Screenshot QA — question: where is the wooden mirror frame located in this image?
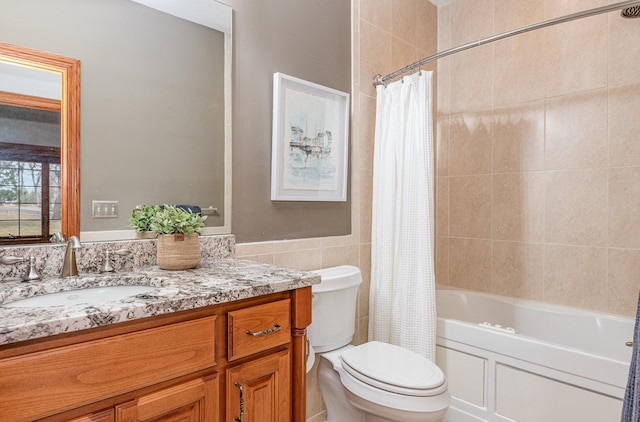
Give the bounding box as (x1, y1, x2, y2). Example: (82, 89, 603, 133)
(0, 42, 80, 240)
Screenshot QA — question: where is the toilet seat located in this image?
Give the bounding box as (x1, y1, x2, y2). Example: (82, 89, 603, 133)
(340, 341, 446, 397)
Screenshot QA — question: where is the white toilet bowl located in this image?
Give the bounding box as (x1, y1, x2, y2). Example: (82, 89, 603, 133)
(308, 266, 450, 422)
(317, 343, 449, 422)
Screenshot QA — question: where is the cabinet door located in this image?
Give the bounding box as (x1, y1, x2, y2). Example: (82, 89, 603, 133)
(66, 409, 114, 422)
(226, 349, 290, 422)
(115, 375, 218, 422)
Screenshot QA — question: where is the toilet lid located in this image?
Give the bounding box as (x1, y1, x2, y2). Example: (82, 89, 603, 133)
(340, 341, 445, 396)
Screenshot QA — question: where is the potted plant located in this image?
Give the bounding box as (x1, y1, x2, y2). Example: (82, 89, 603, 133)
(129, 204, 161, 238)
(149, 205, 207, 270)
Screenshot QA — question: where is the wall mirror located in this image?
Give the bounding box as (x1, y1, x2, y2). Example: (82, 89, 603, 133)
(0, 0, 232, 243)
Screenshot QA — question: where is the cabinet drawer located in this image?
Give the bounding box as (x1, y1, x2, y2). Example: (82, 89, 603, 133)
(0, 316, 216, 421)
(228, 299, 291, 360)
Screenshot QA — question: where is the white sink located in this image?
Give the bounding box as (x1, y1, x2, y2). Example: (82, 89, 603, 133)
(2, 285, 155, 308)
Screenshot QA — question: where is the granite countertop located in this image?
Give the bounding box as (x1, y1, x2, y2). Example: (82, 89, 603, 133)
(0, 258, 320, 346)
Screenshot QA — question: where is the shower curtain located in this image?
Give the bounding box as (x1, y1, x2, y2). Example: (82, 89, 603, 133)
(622, 291, 640, 421)
(369, 70, 436, 361)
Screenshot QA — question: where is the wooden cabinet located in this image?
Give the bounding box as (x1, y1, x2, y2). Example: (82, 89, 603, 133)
(0, 287, 312, 422)
(116, 376, 218, 422)
(66, 410, 114, 422)
(1, 318, 217, 422)
(226, 350, 290, 422)
(66, 377, 218, 422)
(227, 301, 293, 422)
(228, 300, 291, 361)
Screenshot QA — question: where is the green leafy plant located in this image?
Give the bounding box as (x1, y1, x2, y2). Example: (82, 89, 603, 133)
(149, 205, 207, 235)
(128, 204, 161, 232)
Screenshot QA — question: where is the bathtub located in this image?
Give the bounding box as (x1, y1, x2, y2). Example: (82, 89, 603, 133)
(435, 288, 635, 422)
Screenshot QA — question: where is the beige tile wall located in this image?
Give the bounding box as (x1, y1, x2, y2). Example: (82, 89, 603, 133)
(235, 1, 437, 420)
(238, 1, 640, 420)
(437, 0, 640, 316)
(235, 235, 364, 422)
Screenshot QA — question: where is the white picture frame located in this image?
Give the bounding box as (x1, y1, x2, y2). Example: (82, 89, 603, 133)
(271, 72, 350, 201)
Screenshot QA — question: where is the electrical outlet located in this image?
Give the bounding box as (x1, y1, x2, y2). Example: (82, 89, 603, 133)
(92, 200, 119, 218)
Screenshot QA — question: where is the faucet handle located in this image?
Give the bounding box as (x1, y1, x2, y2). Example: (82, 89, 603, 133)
(113, 248, 133, 257)
(101, 248, 133, 273)
(23, 256, 41, 281)
(1, 255, 40, 281)
(1, 255, 28, 265)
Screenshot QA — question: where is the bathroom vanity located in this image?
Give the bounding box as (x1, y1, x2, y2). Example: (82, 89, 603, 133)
(0, 257, 317, 422)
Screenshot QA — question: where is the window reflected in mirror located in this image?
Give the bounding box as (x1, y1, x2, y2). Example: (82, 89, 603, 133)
(0, 42, 81, 243)
(0, 93, 61, 244)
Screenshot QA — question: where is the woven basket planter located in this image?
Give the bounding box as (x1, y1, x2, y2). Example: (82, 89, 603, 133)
(135, 231, 157, 239)
(156, 233, 201, 270)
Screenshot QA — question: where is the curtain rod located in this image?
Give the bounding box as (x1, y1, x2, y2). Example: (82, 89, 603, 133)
(373, 0, 640, 86)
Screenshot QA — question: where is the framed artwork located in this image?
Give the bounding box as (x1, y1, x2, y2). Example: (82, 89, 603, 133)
(271, 72, 350, 201)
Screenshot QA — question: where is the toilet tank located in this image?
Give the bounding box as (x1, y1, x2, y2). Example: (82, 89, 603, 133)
(307, 265, 362, 353)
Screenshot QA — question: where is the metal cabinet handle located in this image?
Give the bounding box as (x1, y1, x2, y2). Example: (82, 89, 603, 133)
(0, 255, 28, 265)
(234, 382, 245, 422)
(246, 323, 281, 337)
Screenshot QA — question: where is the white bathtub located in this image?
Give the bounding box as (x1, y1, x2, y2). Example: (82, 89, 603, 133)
(435, 288, 635, 422)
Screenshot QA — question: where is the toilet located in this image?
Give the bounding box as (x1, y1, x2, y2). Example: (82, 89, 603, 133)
(307, 265, 450, 422)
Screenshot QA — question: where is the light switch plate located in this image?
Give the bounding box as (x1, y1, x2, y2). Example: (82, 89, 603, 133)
(92, 200, 119, 218)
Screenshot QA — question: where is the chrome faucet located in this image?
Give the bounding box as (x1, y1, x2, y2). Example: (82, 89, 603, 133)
(101, 248, 133, 273)
(1, 255, 40, 281)
(61, 236, 82, 277)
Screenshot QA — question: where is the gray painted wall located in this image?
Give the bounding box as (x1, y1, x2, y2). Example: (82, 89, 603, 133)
(228, 0, 352, 243)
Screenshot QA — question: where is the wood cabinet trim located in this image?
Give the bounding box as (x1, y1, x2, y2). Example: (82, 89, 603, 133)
(64, 408, 115, 422)
(291, 286, 312, 328)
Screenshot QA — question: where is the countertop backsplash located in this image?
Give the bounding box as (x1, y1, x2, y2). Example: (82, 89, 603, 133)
(0, 235, 235, 282)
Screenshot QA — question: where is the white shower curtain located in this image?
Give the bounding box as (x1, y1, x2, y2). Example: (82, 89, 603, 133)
(368, 70, 436, 361)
